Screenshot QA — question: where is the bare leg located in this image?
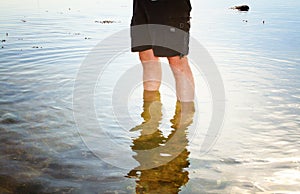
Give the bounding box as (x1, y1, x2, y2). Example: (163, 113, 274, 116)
(139, 49, 162, 91)
(168, 56, 195, 102)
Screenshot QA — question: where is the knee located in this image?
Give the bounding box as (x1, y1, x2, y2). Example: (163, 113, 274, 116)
(168, 56, 188, 72)
(139, 49, 159, 62)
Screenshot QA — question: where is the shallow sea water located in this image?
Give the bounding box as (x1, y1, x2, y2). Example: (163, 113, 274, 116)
(0, 0, 300, 193)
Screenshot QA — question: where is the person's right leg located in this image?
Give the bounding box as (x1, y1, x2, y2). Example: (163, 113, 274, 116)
(167, 55, 195, 102)
(139, 49, 162, 91)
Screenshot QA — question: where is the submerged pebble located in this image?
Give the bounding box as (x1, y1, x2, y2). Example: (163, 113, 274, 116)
(0, 113, 20, 124)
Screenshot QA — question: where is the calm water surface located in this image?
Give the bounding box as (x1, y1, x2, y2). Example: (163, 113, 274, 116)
(0, 0, 300, 193)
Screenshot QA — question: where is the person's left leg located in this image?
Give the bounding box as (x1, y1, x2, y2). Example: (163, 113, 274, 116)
(167, 55, 195, 102)
(139, 49, 162, 91)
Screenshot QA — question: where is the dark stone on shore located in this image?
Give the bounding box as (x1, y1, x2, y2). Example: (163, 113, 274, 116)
(95, 20, 117, 24)
(0, 113, 20, 124)
(231, 5, 250, 11)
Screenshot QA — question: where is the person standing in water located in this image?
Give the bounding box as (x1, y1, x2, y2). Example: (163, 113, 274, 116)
(130, 0, 195, 102)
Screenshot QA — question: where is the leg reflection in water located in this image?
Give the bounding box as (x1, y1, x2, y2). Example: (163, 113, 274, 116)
(127, 90, 195, 194)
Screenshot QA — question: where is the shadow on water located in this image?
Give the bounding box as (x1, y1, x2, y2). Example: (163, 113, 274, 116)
(126, 90, 195, 194)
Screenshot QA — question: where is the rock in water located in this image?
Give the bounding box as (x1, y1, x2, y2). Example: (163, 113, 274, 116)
(231, 5, 250, 11)
(1, 113, 19, 124)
